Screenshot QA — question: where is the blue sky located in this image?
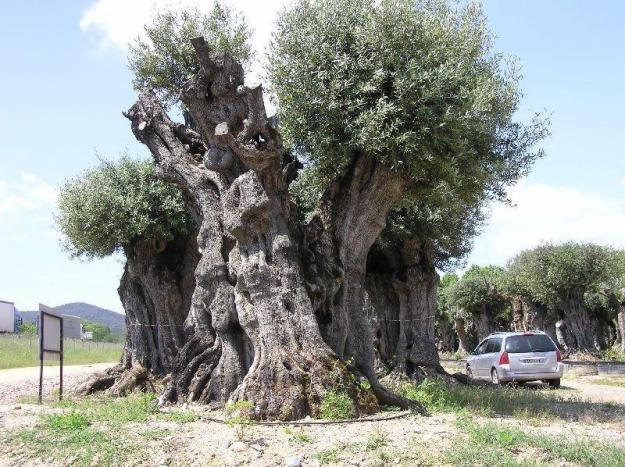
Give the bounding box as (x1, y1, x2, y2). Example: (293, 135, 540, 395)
(0, 0, 624, 314)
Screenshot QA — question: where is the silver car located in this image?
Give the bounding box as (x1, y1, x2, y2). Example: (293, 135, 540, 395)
(466, 331, 564, 387)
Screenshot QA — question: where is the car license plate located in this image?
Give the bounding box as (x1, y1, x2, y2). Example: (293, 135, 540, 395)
(521, 359, 544, 364)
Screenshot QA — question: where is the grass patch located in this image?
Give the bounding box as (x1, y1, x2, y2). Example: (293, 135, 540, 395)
(455, 416, 625, 466)
(4, 393, 161, 465)
(283, 426, 313, 444)
(55, 392, 159, 424)
(0, 335, 122, 370)
(44, 411, 90, 431)
(162, 409, 200, 423)
(140, 427, 171, 440)
(315, 447, 340, 464)
(319, 389, 355, 420)
(588, 376, 625, 388)
(365, 429, 389, 451)
(601, 346, 625, 362)
(400, 377, 625, 422)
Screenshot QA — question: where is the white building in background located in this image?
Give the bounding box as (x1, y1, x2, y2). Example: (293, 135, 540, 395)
(0, 300, 18, 333)
(62, 314, 83, 339)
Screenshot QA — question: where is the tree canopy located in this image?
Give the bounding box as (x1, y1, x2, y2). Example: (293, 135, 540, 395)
(129, 3, 252, 107)
(268, 0, 549, 205)
(56, 156, 193, 259)
(437, 272, 460, 321)
(506, 242, 620, 309)
(449, 265, 508, 317)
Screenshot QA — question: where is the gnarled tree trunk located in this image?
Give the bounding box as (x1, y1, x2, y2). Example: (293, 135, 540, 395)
(120, 234, 199, 374)
(473, 304, 495, 341)
(562, 293, 597, 353)
(362, 238, 443, 378)
(76, 233, 199, 396)
(436, 317, 457, 354)
(454, 317, 474, 354)
(121, 38, 420, 419)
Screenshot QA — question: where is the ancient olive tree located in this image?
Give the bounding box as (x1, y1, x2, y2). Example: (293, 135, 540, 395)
(57, 157, 198, 391)
(81, 0, 547, 419)
(363, 191, 486, 375)
(506, 243, 619, 352)
(448, 265, 509, 345)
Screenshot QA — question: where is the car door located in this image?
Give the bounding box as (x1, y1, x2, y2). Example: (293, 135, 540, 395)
(483, 337, 502, 376)
(471, 339, 490, 378)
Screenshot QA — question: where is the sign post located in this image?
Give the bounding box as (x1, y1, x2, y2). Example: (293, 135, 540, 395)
(38, 304, 63, 403)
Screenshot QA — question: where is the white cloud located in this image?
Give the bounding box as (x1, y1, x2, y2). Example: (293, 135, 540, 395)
(468, 181, 625, 267)
(0, 173, 58, 220)
(80, 0, 289, 60)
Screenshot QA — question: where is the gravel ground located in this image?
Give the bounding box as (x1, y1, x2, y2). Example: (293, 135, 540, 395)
(0, 363, 113, 404)
(1, 365, 625, 466)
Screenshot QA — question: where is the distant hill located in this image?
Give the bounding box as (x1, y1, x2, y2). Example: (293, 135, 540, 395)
(21, 303, 126, 336)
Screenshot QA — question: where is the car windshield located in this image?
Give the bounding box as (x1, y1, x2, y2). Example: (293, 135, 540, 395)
(505, 335, 556, 353)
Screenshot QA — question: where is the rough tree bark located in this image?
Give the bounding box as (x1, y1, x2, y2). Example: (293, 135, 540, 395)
(120, 38, 421, 419)
(119, 235, 199, 374)
(436, 317, 457, 354)
(604, 288, 625, 353)
(75, 233, 199, 395)
(562, 292, 597, 353)
(473, 304, 495, 341)
(362, 240, 442, 376)
(454, 317, 474, 354)
(511, 296, 525, 332)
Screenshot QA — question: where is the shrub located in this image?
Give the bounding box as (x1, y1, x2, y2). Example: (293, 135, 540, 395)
(319, 390, 355, 420)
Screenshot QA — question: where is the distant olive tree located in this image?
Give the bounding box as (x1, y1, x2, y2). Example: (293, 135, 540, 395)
(507, 243, 620, 352)
(449, 265, 509, 341)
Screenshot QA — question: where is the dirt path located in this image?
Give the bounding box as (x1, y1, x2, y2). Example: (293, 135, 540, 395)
(0, 363, 113, 404)
(563, 377, 625, 404)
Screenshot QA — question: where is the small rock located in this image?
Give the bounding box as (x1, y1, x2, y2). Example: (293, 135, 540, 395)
(285, 455, 301, 467)
(223, 440, 232, 449)
(13, 406, 21, 410)
(230, 441, 247, 452)
(394, 458, 400, 464)
(90, 455, 100, 466)
(304, 415, 312, 421)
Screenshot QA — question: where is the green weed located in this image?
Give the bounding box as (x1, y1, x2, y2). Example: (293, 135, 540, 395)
(400, 377, 625, 422)
(319, 390, 354, 420)
(225, 400, 255, 441)
(456, 416, 625, 466)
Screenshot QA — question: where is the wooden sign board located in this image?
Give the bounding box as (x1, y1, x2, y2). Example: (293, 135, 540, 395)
(39, 303, 63, 402)
(40, 304, 62, 360)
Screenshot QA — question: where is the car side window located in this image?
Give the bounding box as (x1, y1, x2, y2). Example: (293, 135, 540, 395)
(475, 340, 489, 355)
(487, 337, 502, 353)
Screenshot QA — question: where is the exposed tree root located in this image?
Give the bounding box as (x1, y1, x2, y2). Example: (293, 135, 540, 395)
(74, 364, 155, 397)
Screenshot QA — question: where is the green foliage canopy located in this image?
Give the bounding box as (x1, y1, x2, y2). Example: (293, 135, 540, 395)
(449, 265, 508, 317)
(129, 3, 253, 107)
(506, 242, 620, 309)
(437, 273, 460, 321)
(56, 156, 193, 259)
(269, 0, 548, 202)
